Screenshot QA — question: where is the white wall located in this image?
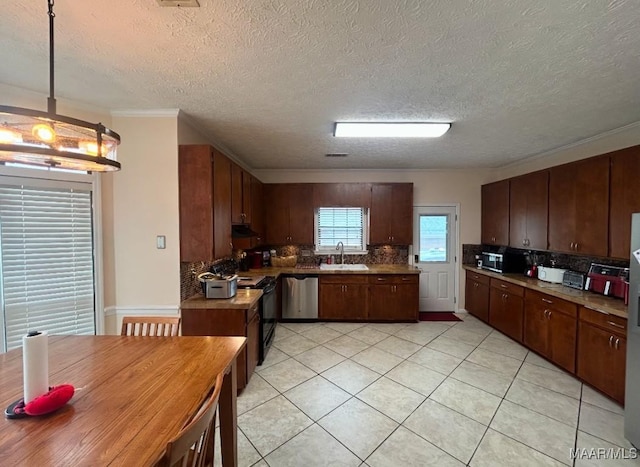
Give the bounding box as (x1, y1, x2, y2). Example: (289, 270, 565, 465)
(178, 114, 211, 144)
(105, 114, 182, 333)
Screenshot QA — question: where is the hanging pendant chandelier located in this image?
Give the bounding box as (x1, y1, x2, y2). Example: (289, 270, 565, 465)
(0, 0, 121, 172)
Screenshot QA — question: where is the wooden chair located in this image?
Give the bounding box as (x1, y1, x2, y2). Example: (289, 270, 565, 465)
(156, 373, 224, 467)
(121, 316, 181, 337)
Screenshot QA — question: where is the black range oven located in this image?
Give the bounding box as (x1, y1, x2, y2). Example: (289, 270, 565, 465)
(237, 275, 277, 365)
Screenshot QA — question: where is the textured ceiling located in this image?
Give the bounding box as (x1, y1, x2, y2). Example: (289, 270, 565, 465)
(1, 0, 639, 169)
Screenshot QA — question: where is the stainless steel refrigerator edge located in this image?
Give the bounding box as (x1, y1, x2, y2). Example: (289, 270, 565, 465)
(625, 213, 640, 446)
(282, 275, 319, 320)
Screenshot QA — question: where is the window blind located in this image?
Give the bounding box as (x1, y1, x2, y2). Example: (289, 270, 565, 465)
(316, 207, 365, 250)
(0, 184, 95, 351)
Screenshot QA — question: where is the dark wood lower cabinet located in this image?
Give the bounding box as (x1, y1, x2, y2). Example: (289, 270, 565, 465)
(319, 276, 368, 320)
(181, 302, 259, 392)
(524, 290, 577, 373)
(368, 275, 419, 321)
(318, 274, 419, 321)
(466, 268, 627, 405)
(577, 306, 627, 404)
(465, 272, 490, 322)
(246, 310, 260, 379)
(489, 279, 524, 342)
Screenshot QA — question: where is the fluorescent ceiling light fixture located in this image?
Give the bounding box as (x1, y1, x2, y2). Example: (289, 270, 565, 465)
(334, 122, 451, 138)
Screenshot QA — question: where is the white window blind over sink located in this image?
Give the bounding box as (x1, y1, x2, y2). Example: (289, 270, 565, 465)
(0, 183, 95, 351)
(316, 207, 367, 251)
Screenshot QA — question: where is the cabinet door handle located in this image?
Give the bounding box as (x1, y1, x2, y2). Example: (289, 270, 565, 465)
(544, 310, 548, 318)
(615, 338, 620, 350)
(547, 311, 552, 319)
(522, 239, 526, 246)
(377, 277, 386, 281)
(575, 243, 579, 251)
(393, 285, 397, 293)
(607, 321, 625, 330)
(570, 242, 574, 250)
(402, 277, 410, 281)
(474, 283, 479, 288)
(609, 335, 614, 348)
(542, 298, 553, 304)
(500, 284, 508, 289)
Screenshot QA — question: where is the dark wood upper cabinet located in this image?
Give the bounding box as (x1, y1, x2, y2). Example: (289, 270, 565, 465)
(288, 184, 314, 244)
(369, 183, 413, 245)
(548, 156, 609, 256)
(509, 171, 548, 250)
(609, 146, 640, 259)
(178, 145, 232, 262)
(231, 163, 252, 225)
(233, 174, 265, 250)
(313, 183, 371, 208)
(264, 184, 313, 245)
(481, 180, 510, 246)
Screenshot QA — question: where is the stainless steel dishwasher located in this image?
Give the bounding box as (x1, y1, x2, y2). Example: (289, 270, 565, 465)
(282, 275, 318, 320)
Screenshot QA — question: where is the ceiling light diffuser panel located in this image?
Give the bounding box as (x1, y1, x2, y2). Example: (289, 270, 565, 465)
(334, 122, 451, 138)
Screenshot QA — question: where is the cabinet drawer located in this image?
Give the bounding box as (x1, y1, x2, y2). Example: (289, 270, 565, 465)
(466, 271, 490, 286)
(320, 274, 368, 285)
(490, 278, 524, 297)
(524, 289, 577, 318)
(579, 306, 627, 336)
(368, 274, 418, 285)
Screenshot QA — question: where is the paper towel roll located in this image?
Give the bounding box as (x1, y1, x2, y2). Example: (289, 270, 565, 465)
(23, 331, 49, 404)
(408, 245, 414, 266)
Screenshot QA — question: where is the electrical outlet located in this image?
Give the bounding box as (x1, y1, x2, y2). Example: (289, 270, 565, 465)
(156, 235, 166, 249)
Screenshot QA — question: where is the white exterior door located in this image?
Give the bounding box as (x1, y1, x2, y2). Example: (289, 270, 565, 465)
(413, 206, 457, 312)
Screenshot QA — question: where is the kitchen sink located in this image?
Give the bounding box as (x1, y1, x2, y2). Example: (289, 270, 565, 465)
(319, 264, 369, 271)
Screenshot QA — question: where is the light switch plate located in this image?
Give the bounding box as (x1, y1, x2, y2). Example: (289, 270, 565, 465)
(156, 235, 166, 249)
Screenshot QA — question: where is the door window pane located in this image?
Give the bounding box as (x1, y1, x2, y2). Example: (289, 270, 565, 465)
(419, 214, 448, 262)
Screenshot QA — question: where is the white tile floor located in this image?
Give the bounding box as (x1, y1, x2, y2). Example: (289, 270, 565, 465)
(215, 314, 639, 466)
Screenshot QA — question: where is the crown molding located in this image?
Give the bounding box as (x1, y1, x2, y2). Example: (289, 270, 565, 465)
(110, 109, 180, 117)
(501, 120, 640, 170)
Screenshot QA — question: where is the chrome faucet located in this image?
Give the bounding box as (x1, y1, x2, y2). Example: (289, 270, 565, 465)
(336, 241, 345, 264)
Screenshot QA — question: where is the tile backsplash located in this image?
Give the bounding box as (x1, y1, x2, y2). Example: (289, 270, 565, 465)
(277, 245, 408, 266)
(462, 243, 630, 274)
(180, 260, 216, 301)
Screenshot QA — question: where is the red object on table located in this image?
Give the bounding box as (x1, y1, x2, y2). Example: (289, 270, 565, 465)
(24, 384, 75, 416)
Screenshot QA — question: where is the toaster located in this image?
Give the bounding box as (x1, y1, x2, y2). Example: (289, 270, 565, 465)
(562, 270, 586, 290)
(198, 273, 238, 299)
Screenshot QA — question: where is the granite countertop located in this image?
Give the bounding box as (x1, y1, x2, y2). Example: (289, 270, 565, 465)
(238, 264, 421, 277)
(463, 265, 628, 319)
(181, 289, 263, 310)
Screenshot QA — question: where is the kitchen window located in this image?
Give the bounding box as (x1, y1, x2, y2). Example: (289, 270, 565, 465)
(0, 174, 97, 352)
(315, 207, 368, 254)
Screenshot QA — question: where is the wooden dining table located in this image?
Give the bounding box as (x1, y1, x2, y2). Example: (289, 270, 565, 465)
(0, 335, 246, 466)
